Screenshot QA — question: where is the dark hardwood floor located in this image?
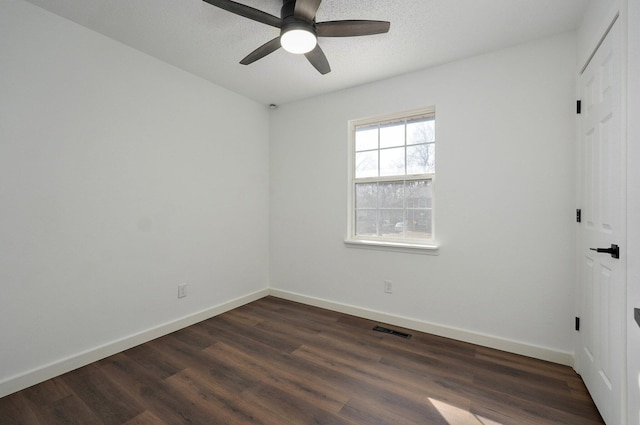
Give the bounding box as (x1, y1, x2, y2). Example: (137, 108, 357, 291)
(1, 296, 605, 425)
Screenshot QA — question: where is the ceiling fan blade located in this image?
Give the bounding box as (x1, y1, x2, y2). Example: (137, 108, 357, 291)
(202, 0, 281, 28)
(240, 37, 281, 65)
(294, 0, 322, 22)
(305, 44, 331, 75)
(316, 20, 390, 37)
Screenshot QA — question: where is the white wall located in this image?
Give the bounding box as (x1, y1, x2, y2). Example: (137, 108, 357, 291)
(270, 33, 578, 359)
(0, 0, 269, 396)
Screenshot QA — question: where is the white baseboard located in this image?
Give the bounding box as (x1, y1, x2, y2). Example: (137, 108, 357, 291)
(0, 288, 269, 399)
(268, 288, 575, 367)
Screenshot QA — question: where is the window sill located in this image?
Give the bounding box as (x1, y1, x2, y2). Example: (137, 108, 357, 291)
(344, 238, 440, 255)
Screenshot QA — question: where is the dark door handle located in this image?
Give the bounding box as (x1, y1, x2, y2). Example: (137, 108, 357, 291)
(590, 244, 619, 259)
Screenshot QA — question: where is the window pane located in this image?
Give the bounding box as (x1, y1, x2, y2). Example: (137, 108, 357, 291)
(405, 209, 432, 238)
(405, 180, 432, 208)
(379, 123, 405, 149)
(355, 151, 378, 178)
(355, 127, 378, 151)
(355, 183, 377, 209)
(379, 147, 405, 177)
(407, 118, 435, 145)
(379, 182, 404, 208)
(380, 209, 404, 236)
(407, 143, 435, 174)
(355, 210, 377, 236)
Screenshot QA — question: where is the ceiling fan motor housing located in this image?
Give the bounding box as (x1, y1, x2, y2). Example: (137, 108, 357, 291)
(281, 0, 297, 20)
(281, 0, 315, 26)
(281, 18, 316, 36)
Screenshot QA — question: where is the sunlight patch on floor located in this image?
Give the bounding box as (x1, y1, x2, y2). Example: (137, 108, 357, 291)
(429, 398, 502, 425)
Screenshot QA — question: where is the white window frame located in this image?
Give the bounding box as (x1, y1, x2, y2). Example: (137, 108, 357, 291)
(345, 107, 439, 254)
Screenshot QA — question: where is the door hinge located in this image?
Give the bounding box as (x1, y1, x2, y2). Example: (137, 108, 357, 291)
(577, 100, 582, 114)
(575, 317, 580, 331)
(576, 209, 581, 223)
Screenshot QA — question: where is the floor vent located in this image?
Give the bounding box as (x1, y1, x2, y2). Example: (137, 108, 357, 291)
(372, 325, 412, 339)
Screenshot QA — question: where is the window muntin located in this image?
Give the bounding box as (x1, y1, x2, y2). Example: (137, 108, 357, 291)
(350, 109, 435, 245)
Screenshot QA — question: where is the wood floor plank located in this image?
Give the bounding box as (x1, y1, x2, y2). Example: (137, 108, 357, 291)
(440, 372, 603, 425)
(121, 411, 170, 425)
(38, 394, 105, 425)
(20, 377, 72, 407)
(0, 392, 43, 425)
(472, 366, 597, 419)
(427, 397, 494, 425)
(210, 313, 304, 353)
(100, 353, 219, 425)
(290, 342, 476, 421)
(0, 296, 605, 425)
(203, 323, 371, 402)
(341, 393, 450, 425)
(118, 342, 183, 380)
(205, 341, 351, 414)
(241, 382, 358, 425)
(475, 346, 576, 379)
(164, 369, 279, 425)
(61, 363, 144, 425)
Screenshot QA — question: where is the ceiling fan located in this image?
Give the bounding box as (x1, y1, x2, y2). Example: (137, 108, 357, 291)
(202, 0, 390, 75)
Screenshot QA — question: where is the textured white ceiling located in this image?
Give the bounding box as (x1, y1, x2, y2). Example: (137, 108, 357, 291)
(23, 0, 589, 105)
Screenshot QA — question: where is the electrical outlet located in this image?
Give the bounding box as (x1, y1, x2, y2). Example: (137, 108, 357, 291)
(384, 280, 393, 294)
(178, 283, 187, 298)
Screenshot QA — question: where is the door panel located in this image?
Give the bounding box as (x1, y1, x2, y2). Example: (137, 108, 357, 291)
(576, 18, 626, 425)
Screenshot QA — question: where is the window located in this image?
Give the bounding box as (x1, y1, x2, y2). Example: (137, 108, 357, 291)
(347, 108, 436, 250)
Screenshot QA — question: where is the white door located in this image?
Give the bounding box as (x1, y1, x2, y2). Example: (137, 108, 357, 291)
(576, 18, 626, 425)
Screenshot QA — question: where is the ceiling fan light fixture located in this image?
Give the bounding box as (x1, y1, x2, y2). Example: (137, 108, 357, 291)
(202, 0, 390, 75)
(280, 26, 317, 54)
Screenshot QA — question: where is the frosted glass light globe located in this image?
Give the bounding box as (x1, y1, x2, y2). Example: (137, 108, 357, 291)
(281, 28, 317, 54)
